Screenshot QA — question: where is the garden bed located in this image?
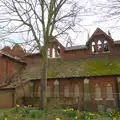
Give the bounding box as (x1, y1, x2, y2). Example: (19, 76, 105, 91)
(0, 105, 120, 120)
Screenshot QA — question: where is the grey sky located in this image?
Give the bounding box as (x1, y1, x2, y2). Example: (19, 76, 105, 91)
(0, 0, 120, 48)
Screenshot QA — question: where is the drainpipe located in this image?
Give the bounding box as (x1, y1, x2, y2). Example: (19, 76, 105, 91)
(116, 76, 120, 108)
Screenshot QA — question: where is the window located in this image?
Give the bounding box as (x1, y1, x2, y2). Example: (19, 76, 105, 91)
(92, 42, 96, 53)
(54, 80, 59, 97)
(57, 46, 60, 56)
(97, 40, 102, 52)
(74, 84, 79, 103)
(64, 86, 69, 97)
(104, 40, 109, 52)
(47, 85, 51, 97)
(106, 83, 114, 100)
(74, 84, 79, 97)
(52, 48, 55, 58)
(95, 84, 102, 100)
(38, 86, 41, 97)
(48, 48, 50, 58)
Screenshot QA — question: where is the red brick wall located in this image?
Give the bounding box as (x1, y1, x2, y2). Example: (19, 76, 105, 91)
(89, 76, 117, 104)
(33, 76, 117, 103)
(0, 56, 25, 84)
(63, 36, 120, 59)
(33, 78, 84, 98)
(25, 55, 41, 64)
(63, 49, 89, 59)
(2, 45, 25, 57)
(113, 44, 120, 54)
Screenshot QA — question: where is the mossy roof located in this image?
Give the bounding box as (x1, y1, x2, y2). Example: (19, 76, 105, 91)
(21, 55, 120, 80)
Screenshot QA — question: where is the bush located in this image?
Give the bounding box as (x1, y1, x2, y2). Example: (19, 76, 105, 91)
(23, 106, 31, 114)
(30, 109, 43, 118)
(10, 104, 20, 113)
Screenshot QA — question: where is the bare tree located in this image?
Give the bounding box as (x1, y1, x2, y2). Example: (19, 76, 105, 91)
(0, 0, 87, 109)
(90, 0, 120, 30)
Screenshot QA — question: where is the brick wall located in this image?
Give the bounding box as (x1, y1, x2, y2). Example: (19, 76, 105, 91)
(0, 56, 25, 84)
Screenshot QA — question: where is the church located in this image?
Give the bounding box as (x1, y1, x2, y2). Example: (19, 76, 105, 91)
(0, 28, 120, 111)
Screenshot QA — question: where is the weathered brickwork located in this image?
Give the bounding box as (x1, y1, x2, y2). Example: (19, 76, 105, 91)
(0, 28, 120, 108)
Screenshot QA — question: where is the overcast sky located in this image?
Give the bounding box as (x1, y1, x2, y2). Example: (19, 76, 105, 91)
(75, 0, 120, 45)
(0, 0, 120, 48)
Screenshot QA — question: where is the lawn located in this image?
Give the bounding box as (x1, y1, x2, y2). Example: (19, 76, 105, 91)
(0, 105, 120, 120)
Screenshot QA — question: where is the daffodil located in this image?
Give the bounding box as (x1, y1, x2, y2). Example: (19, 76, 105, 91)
(75, 116, 78, 119)
(113, 117, 117, 120)
(24, 106, 27, 108)
(16, 104, 20, 107)
(4, 118, 8, 120)
(56, 118, 60, 120)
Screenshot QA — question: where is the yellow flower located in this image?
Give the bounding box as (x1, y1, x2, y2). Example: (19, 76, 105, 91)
(56, 118, 60, 120)
(64, 109, 66, 112)
(4, 118, 8, 120)
(16, 104, 20, 107)
(24, 106, 27, 108)
(113, 117, 117, 120)
(28, 105, 32, 107)
(75, 116, 78, 119)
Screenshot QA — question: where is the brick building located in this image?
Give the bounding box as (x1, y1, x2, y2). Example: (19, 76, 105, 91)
(0, 28, 120, 111)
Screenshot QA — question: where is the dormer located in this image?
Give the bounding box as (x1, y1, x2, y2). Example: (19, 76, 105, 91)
(86, 28, 114, 55)
(47, 37, 64, 58)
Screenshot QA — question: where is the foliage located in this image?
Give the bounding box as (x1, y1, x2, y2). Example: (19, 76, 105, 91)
(61, 108, 77, 118)
(10, 104, 20, 113)
(1, 105, 120, 120)
(30, 109, 43, 118)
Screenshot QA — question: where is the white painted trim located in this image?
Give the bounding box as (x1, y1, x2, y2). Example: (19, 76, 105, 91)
(95, 98, 103, 100)
(117, 77, 120, 82)
(106, 98, 114, 100)
(84, 79, 89, 84)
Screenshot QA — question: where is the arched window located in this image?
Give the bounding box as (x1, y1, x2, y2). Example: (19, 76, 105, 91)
(29, 82, 34, 97)
(57, 46, 60, 56)
(92, 42, 96, 53)
(38, 86, 41, 97)
(98, 40, 102, 52)
(74, 84, 79, 97)
(64, 86, 69, 97)
(104, 40, 109, 52)
(106, 83, 114, 100)
(52, 48, 55, 58)
(48, 48, 50, 58)
(54, 80, 59, 97)
(95, 84, 102, 100)
(47, 85, 51, 97)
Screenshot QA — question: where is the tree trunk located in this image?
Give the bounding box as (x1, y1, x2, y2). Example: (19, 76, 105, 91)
(40, 49, 48, 109)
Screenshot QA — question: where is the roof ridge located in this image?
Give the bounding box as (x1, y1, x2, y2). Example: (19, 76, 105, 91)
(0, 51, 25, 64)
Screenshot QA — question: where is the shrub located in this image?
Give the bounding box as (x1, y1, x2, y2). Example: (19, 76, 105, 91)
(10, 104, 20, 113)
(23, 106, 31, 114)
(30, 109, 43, 118)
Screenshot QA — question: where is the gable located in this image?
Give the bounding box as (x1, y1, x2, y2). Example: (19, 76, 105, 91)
(86, 28, 113, 45)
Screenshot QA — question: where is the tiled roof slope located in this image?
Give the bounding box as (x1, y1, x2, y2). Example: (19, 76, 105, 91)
(21, 55, 120, 80)
(0, 51, 25, 64)
(65, 45, 86, 51)
(114, 40, 120, 44)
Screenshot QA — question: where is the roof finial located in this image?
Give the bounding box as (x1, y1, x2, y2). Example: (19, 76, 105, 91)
(87, 33, 90, 40)
(108, 30, 111, 37)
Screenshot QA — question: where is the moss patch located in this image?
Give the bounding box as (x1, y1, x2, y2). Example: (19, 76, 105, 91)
(21, 55, 120, 79)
